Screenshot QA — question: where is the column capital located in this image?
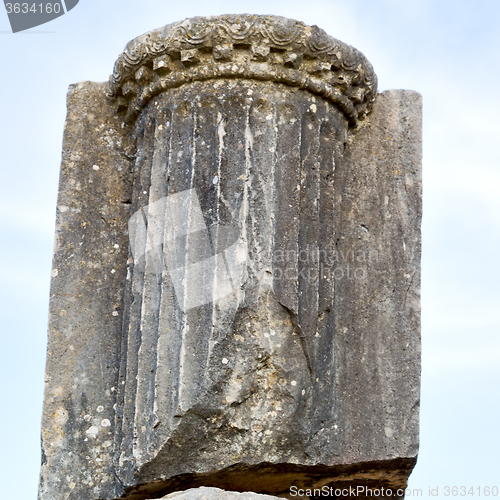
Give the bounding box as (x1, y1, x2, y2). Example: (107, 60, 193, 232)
(109, 14, 377, 125)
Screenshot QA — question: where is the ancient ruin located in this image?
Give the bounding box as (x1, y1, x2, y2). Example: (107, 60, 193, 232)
(39, 14, 422, 500)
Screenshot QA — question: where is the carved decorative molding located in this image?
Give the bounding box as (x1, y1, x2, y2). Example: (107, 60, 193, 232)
(108, 14, 377, 125)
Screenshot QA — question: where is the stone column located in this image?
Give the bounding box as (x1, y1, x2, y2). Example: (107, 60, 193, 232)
(39, 15, 421, 500)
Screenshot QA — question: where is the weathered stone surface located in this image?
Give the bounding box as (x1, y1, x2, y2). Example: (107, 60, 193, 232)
(332, 89, 422, 469)
(39, 15, 421, 500)
(151, 487, 281, 499)
(38, 81, 134, 500)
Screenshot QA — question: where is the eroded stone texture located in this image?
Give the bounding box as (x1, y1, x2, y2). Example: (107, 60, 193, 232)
(116, 79, 350, 494)
(39, 15, 421, 500)
(38, 81, 134, 500)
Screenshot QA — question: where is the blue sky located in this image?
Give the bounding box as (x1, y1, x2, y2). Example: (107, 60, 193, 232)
(0, 0, 499, 498)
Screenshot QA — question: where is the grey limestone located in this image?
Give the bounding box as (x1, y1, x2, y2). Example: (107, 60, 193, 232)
(39, 14, 421, 500)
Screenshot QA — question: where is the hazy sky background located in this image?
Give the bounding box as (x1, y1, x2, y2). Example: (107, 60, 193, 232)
(1, 0, 499, 498)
